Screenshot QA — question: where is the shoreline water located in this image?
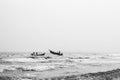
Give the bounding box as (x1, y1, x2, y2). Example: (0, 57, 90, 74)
(1, 68, 120, 80)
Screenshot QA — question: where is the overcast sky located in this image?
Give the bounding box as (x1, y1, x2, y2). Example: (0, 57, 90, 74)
(0, 0, 120, 52)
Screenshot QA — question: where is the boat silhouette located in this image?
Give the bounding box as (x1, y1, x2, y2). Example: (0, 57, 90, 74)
(48, 49, 63, 56)
(31, 52, 45, 56)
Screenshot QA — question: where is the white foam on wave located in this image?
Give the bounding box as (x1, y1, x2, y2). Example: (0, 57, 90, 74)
(0, 64, 56, 72)
(106, 53, 120, 57)
(20, 65, 56, 71)
(2, 58, 46, 62)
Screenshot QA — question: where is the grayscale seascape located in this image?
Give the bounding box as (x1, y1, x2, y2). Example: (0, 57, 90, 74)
(1, 0, 120, 80)
(1, 52, 120, 80)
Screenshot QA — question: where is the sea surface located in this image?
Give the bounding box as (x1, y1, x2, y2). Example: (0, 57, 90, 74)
(0, 52, 120, 79)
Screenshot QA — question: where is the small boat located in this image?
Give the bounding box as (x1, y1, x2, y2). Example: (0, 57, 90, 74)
(31, 52, 45, 56)
(49, 49, 63, 56)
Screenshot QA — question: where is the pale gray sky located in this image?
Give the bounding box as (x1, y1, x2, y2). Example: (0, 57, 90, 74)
(0, 0, 120, 52)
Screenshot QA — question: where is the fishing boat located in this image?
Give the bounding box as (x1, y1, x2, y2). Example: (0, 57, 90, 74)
(31, 52, 45, 56)
(49, 49, 63, 56)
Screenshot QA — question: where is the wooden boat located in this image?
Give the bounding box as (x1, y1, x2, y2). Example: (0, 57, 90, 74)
(49, 49, 63, 56)
(31, 52, 45, 56)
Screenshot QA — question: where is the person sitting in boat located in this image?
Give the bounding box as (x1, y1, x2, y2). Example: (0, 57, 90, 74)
(31, 52, 45, 56)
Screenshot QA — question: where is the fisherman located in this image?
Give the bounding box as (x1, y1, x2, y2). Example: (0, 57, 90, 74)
(36, 52, 38, 56)
(58, 51, 60, 54)
(31, 52, 35, 56)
